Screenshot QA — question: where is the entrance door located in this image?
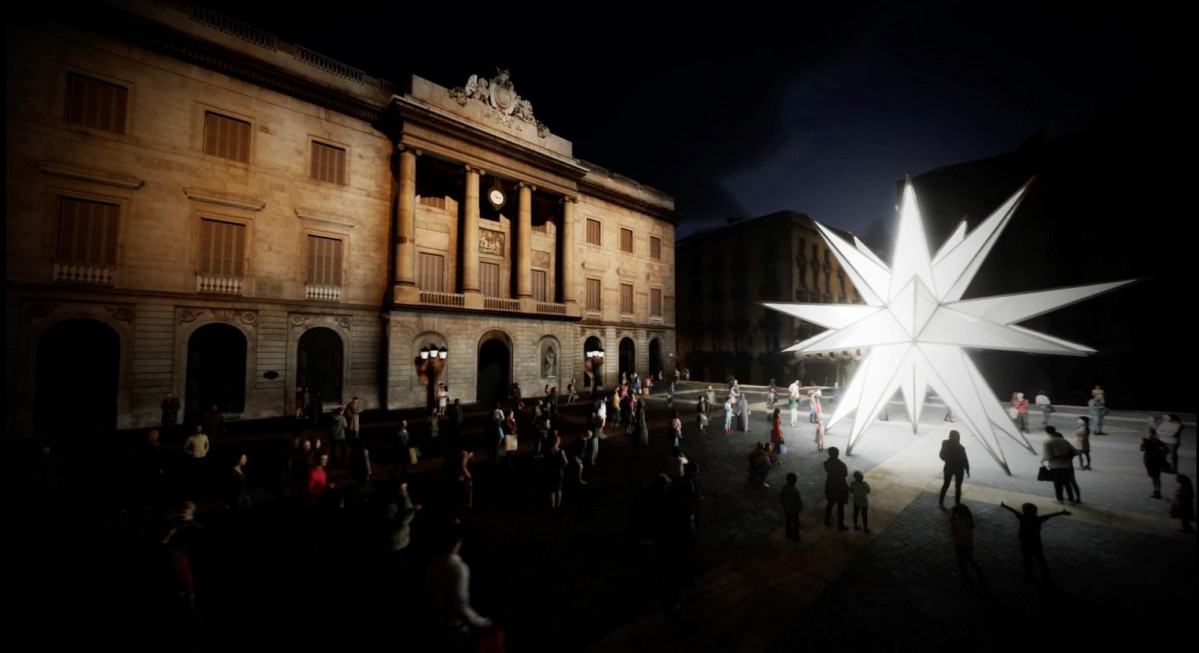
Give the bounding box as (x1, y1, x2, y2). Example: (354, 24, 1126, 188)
(477, 336, 511, 403)
(297, 327, 343, 404)
(186, 323, 246, 417)
(34, 319, 120, 434)
(619, 337, 635, 382)
(649, 338, 662, 379)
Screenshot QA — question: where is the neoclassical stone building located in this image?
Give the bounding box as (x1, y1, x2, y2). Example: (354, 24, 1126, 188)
(675, 211, 860, 387)
(5, 0, 676, 435)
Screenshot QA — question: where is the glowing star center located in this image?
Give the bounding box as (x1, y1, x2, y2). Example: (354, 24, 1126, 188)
(764, 178, 1133, 474)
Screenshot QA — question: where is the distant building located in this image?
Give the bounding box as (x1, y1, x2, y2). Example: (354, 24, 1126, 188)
(675, 211, 861, 387)
(5, 0, 676, 435)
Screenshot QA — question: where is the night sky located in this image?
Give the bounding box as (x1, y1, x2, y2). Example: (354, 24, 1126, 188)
(190, 2, 1174, 244)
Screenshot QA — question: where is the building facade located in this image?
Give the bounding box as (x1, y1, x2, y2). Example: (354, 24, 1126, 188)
(5, 0, 676, 436)
(675, 211, 859, 387)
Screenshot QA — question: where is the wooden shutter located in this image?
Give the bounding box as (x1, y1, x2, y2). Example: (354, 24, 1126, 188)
(586, 278, 601, 311)
(310, 141, 347, 184)
(418, 252, 445, 292)
(204, 112, 252, 162)
(621, 284, 633, 314)
(532, 269, 548, 302)
(57, 197, 119, 265)
(66, 74, 128, 134)
(200, 219, 246, 276)
(307, 236, 343, 285)
(480, 262, 501, 297)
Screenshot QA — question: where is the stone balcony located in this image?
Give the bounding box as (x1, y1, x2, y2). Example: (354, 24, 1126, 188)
(53, 262, 115, 286)
(197, 274, 243, 295)
(305, 284, 341, 301)
(402, 286, 579, 319)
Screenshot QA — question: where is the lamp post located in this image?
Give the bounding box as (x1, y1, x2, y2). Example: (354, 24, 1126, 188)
(586, 347, 605, 397)
(419, 345, 448, 415)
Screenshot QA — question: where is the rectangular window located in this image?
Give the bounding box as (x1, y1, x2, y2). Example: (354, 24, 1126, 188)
(621, 283, 634, 314)
(199, 219, 246, 277)
(586, 219, 601, 246)
(307, 235, 343, 286)
(650, 236, 662, 260)
(532, 269, 548, 302)
(57, 197, 119, 265)
(204, 111, 252, 162)
(417, 252, 445, 292)
(480, 262, 501, 297)
(586, 278, 602, 311)
(620, 228, 633, 253)
(310, 141, 347, 185)
(66, 73, 128, 134)
(651, 288, 663, 317)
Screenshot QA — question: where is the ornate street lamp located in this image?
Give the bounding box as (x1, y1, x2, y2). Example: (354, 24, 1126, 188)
(417, 344, 449, 414)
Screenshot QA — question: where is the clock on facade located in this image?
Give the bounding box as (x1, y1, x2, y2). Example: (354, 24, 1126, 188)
(488, 185, 506, 210)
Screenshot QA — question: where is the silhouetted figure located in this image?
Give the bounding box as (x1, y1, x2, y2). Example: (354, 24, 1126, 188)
(1173, 475, 1195, 534)
(426, 532, 492, 648)
(1074, 416, 1092, 471)
(384, 482, 420, 576)
(392, 420, 412, 479)
(938, 430, 971, 509)
(229, 453, 250, 522)
(160, 392, 181, 439)
(1001, 501, 1070, 584)
(201, 404, 225, 440)
(823, 447, 849, 530)
(1142, 428, 1170, 499)
(329, 405, 348, 467)
(850, 470, 871, 532)
(781, 472, 804, 542)
(546, 433, 567, 513)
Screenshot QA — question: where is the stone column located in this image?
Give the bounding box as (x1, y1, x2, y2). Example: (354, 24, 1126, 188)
(393, 145, 420, 303)
(559, 196, 577, 305)
(462, 166, 484, 295)
(516, 181, 535, 299)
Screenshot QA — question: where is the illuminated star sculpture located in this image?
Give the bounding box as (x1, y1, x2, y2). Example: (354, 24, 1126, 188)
(765, 179, 1132, 474)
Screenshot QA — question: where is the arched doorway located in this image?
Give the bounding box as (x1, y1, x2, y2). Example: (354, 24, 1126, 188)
(34, 319, 120, 434)
(619, 337, 636, 383)
(583, 335, 603, 388)
(298, 327, 343, 405)
(649, 338, 662, 379)
(477, 333, 511, 403)
(186, 323, 247, 418)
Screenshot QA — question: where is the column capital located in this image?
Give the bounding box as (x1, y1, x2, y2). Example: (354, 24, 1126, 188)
(396, 143, 423, 156)
(464, 164, 486, 176)
(517, 181, 537, 192)
(560, 195, 578, 204)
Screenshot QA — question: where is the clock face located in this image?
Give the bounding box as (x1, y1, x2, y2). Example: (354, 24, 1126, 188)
(489, 189, 505, 206)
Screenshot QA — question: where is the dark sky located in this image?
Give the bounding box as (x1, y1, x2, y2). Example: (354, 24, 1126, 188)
(194, 2, 1167, 242)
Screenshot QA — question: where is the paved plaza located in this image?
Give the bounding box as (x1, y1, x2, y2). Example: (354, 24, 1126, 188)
(7, 383, 1194, 651)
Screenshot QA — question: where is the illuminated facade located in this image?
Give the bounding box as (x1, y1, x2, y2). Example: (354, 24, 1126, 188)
(5, 0, 676, 435)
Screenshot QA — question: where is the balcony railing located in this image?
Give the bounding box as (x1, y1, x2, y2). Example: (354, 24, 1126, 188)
(53, 262, 115, 286)
(419, 291, 465, 307)
(535, 302, 567, 315)
(484, 297, 520, 311)
(306, 284, 341, 301)
(197, 274, 243, 295)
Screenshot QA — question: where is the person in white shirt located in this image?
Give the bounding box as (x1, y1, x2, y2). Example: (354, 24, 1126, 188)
(1034, 390, 1053, 427)
(788, 380, 801, 427)
(427, 533, 491, 643)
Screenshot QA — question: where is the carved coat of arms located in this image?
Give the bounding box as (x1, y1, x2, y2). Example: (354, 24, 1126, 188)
(452, 69, 547, 137)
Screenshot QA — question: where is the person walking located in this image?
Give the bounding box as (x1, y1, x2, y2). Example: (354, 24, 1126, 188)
(345, 396, 362, 440)
(426, 532, 492, 647)
(547, 433, 568, 513)
(1000, 501, 1070, 585)
(669, 410, 683, 448)
(1034, 390, 1053, 428)
(329, 405, 348, 467)
(769, 409, 784, 454)
(1012, 392, 1030, 433)
(723, 395, 734, 436)
(808, 390, 823, 424)
(938, 430, 970, 508)
(814, 419, 825, 453)
(1157, 414, 1183, 474)
(160, 392, 181, 439)
(1041, 426, 1080, 504)
(567, 379, 578, 405)
(823, 447, 849, 530)
(696, 395, 709, 434)
(636, 401, 650, 448)
(1088, 393, 1106, 435)
(1173, 475, 1195, 534)
(1141, 427, 1170, 499)
(1073, 416, 1092, 471)
(849, 470, 871, 532)
(781, 472, 804, 542)
(705, 385, 716, 420)
(788, 380, 800, 427)
(183, 425, 210, 491)
(229, 453, 250, 520)
(392, 420, 411, 479)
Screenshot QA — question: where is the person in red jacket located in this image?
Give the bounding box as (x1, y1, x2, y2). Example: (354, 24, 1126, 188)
(306, 453, 332, 505)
